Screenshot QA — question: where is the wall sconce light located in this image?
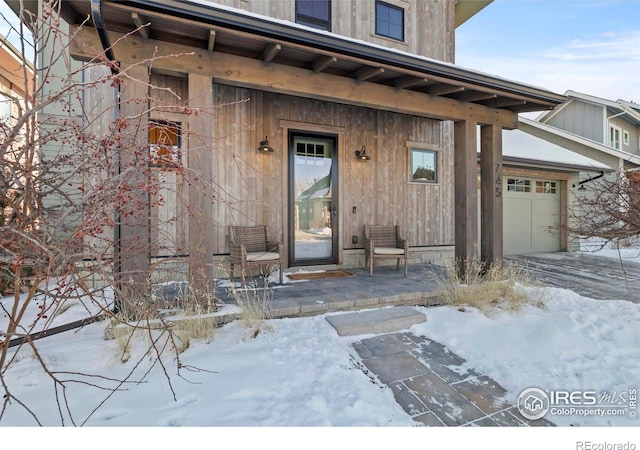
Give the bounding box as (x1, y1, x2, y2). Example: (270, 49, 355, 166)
(257, 135, 274, 153)
(355, 145, 371, 160)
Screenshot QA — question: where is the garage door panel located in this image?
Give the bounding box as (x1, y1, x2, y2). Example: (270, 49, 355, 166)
(506, 197, 533, 215)
(504, 232, 533, 254)
(503, 177, 561, 254)
(505, 215, 532, 233)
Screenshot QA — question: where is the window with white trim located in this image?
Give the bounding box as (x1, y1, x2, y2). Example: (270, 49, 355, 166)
(0, 94, 11, 122)
(609, 125, 621, 150)
(623, 130, 629, 146)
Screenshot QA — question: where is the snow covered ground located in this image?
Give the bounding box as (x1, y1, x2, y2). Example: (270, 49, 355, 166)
(580, 236, 640, 262)
(2, 241, 640, 447)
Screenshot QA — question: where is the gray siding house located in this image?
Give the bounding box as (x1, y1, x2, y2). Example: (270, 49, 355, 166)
(537, 91, 640, 171)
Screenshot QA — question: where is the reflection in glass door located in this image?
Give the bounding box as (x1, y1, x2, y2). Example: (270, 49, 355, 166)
(289, 132, 338, 265)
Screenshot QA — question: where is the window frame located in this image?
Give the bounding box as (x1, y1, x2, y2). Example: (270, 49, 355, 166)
(409, 147, 439, 184)
(375, 0, 405, 42)
(295, 0, 332, 31)
(535, 180, 557, 194)
(0, 94, 12, 122)
(623, 130, 630, 146)
(506, 178, 531, 193)
(609, 124, 621, 150)
(149, 119, 182, 169)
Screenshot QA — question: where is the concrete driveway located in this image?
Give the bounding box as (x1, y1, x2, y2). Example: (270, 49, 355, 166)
(507, 252, 640, 303)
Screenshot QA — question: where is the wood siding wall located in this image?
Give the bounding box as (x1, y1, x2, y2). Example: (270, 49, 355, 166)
(148, 80, 455, 258)
(209, 0, 455, 61)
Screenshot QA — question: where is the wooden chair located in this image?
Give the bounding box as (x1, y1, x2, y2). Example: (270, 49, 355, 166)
(229, 225, 284, 287)
(364, 225, 409, 277)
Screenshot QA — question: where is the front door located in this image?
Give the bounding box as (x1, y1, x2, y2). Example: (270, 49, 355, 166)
(289, 131, 338, 266)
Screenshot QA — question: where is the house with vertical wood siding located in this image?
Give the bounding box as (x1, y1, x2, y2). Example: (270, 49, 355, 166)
(9, 0, 566, 288)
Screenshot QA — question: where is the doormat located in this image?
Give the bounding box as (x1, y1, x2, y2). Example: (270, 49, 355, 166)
(287, 270, 355, 281)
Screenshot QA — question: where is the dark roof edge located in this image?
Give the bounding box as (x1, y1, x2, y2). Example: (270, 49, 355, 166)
(123, 0, 565, 105)
(500, 156, 613, 173)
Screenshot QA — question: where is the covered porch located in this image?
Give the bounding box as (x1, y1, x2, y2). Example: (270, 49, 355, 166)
(60, 0, 566, 291)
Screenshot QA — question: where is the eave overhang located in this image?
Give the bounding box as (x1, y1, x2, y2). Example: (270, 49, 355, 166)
(16, 0, 565, 119)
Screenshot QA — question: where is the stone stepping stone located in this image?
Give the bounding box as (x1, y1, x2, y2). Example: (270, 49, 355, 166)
(326, 306, 426, 336)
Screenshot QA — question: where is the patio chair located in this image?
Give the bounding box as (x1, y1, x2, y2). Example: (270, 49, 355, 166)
(229, 225, 284, 287)
(364, 225, 409, 277)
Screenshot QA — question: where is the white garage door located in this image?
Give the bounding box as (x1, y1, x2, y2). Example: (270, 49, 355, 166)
(503, 177, 561, 254)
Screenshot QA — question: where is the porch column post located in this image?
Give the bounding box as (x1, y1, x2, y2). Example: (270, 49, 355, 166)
(480, 124, 504, 269)
(188, 73, 216, 299)
(116, 63, 150, 305)
(454, 120, 478, 276)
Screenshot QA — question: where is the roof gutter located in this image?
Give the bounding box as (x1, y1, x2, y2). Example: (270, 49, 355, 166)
(91, 0, 119, 74)
(91, 0, 122, 313)
(120, 0, 565, 105)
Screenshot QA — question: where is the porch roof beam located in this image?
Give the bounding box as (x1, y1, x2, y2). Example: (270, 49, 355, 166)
(115, 0, 563, 105)
(393, 76, 430, 90)
(130, 12, 149, 40)
(427, 84, 465, 96)
(261, 43, 281, 63)
(69, 26, 519, 128)
(207, 29, 216, 52)
(312, 55, 337, 73)
(354, 66, 385, 82)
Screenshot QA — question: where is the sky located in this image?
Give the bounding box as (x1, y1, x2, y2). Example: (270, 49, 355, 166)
(1, 238, 639, 447)
(456, 0, 640, 103)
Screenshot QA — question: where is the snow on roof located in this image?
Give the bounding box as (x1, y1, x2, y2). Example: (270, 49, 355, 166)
(479, 128, 611, 171)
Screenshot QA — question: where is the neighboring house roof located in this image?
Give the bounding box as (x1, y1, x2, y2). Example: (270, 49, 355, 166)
(538, 90, 640, 127)
(477, 123, 611, 173)
(0, 34, 34, 93)
(520, 117, 640, 166)
(297, 173, 332, 202)
(501, 128, 611, 172)
(11, 0, 564, 115)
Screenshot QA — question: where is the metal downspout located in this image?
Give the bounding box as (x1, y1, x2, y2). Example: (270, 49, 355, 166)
(90, 0, 118, 74)
(91, 0, 122, 312)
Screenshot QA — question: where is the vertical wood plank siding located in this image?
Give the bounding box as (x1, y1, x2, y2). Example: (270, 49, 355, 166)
(155, 84, 455, 255)
(141, 0, 458, 258)
(209, 0, 454, 61)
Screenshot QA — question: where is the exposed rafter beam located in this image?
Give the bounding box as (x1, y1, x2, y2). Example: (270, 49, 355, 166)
(207, 29, 216, 52)
(393, 76, 429, 90)
(455, 91, 498, 102)
(131, 12, 149, 40)
(354, 66, 384, 82)
(69, 25, 520, 128)
(312, 55, 337, 73)
(261, 43, 281, 63)
(482, 98, 528, 108)
(427, 84, 465, 96)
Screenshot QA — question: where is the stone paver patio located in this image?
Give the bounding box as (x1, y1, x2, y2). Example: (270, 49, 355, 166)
(353, 330, 553, 426)
(158, 252, 639, 426)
